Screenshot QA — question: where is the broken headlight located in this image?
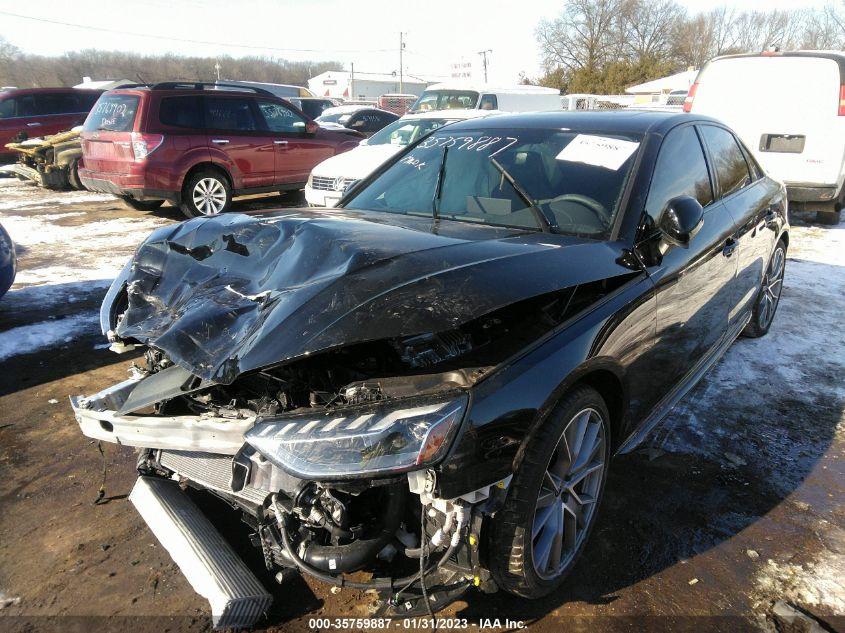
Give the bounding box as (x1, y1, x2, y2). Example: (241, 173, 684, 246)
(243, 394, 468, 478)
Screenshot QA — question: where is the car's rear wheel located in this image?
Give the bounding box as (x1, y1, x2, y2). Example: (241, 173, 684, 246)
(743, 240, 786, 338)
(490, 385, 610, 598)
(119, 196, 165, 211)
(67, 158, 83, 191)
(181, 170, 231, 218)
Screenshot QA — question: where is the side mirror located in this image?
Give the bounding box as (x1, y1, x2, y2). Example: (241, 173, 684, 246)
(305, 120, 319, 134)
(658, 195, 704, 251)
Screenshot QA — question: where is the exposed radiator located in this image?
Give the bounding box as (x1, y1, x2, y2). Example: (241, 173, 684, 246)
(158, 450, 269, 505)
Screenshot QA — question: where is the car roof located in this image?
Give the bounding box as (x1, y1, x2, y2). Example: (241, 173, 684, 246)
(425, 82, 560, 95)
(398, 108, 502, 121)
(0, 87, 99, 97)
(443, 110, 722, 135)
(319, 104, 394, 116)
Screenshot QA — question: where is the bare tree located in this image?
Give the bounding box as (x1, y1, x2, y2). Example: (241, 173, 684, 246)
(623, 0, 685, 64)
(536, 0, 628, 73)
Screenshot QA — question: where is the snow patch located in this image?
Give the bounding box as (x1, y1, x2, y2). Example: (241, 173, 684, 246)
(754, 551, 845, 613)
(0, 312, 98, 361)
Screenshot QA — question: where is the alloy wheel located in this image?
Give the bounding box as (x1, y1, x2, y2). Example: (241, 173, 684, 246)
(758, 246, 785, 330)
(531, 407, 606, 579)
(192, 177, 227, 215)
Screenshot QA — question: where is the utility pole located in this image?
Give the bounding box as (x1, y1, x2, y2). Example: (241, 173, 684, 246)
(399, 32, 405, 93)
(214, 60, 222, 81)
(350, 62, 354, 101)
(477, 49, 492, 83)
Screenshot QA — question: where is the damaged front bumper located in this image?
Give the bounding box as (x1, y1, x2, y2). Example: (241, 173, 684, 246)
(70, 377, 255, 454)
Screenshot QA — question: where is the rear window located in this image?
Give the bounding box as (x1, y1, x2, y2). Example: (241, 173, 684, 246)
(36, 93, 80, 115)
(83, 94, 140, 132)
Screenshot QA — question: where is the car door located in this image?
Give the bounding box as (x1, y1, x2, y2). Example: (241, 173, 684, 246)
(698, 124, 777, 327)
(204, 95, 275, 189)
(0, 94, 38, 150)
(635, 123, 739, 396)
(255, 99, 336, 185)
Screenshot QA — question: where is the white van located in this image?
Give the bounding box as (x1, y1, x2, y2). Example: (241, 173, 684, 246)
(408, 83, 560, 114)
(687, 51, 845, 224)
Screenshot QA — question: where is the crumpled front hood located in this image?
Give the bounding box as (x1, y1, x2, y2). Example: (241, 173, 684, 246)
(106, 209, 630, 383)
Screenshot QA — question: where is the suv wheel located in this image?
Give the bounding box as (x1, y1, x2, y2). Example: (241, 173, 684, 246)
(119, 196, 165, 211)
(490, 385, 610, 598)
(181, 170, 231, 218)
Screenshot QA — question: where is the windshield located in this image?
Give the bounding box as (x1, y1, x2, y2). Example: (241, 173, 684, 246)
(367, 117, 452, 146)
(83, 93, 139, 132)
(409, 90, 479, 113)
(344, 128, 641, 237)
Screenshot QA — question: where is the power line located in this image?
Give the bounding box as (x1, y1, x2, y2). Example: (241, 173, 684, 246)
(0, 10, 396, 55)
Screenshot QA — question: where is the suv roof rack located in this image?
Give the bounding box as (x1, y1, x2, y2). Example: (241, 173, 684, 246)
(149, 82, 277, 97)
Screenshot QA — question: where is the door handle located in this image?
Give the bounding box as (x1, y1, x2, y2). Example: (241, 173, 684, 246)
(27, 122, 41, 127)
(722, 238, 738, 257)
(273, 140, 288, 145)
(211, 139, 230, 144)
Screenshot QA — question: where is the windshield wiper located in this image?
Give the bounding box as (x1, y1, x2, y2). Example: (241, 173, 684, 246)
(432, 144, 448, 220)
(489, 157, 554, 233)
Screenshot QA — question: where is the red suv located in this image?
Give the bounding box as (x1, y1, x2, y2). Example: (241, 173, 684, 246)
(0, 88, 102, 163)
(78, 83, 364, 217)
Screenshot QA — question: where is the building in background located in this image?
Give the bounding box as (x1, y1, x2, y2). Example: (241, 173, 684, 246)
(308, 71, 432, 102)
(625, 68, 697, 104)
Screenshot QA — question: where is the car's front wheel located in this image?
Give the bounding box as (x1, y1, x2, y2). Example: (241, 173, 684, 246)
(490, 385, 610, 598)
(180, 170, 231, 218)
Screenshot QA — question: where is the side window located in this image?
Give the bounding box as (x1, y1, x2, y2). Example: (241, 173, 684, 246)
(204, 97, 259, 131)
(15, 96, 37, 117)
(35, 93, 80, 115)
(0, 98, 14, 118)
(698, 125, 752, 197)
(645, 125, 714, 227)
(78, 91, 103, 111)
(159, 96, 203, 129)
(257, 100, 306, 133)
(479, 94, 498, 110)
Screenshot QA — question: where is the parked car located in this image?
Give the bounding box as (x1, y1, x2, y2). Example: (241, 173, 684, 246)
(315, 105, 399, 137)
(2, 127, 85, 190)
(214, 80, 314, 99)
(305, 109, 498, 207)
(73, 111, 788, 626)
(284, 97, 337, 120)
(0, 87, 102, 164)
(0, 222, 16, 299)
(409, 82, 561, 113)
(686, 50, 845, 224)
(78, 82, 364, 218)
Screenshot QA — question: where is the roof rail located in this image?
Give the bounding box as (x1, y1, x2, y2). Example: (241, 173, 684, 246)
(150, 81, 276, 97)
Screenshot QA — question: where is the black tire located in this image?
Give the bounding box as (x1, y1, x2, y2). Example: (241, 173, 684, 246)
(180, 169, 232, 219)
(743, 240, 786, 338)
(490, 385, 611, 599)
(817, 208, 841, 225)
(67, 158, 83, 191)
(119, 196, 165, 212)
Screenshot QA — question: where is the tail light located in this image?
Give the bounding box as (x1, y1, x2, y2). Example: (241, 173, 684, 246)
(130, 132, 164, 161)
(683, 82, 698, 113)
(839, 85, 845, 116)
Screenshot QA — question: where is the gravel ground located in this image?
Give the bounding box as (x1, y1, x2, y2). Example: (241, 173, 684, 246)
(0, 178, 842, 632)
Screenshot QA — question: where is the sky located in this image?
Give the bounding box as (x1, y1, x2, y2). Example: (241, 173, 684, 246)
(0, 0, 832, 84)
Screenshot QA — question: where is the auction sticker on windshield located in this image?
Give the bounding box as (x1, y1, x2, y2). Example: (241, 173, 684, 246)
(555, 134, 639, 170)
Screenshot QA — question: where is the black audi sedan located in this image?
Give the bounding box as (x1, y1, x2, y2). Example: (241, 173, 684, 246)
(72, 111, 788, 626)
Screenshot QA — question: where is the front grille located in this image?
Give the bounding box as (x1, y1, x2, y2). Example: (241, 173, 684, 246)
(158, 450, 269, 505)
(311, 175, 356, 192)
